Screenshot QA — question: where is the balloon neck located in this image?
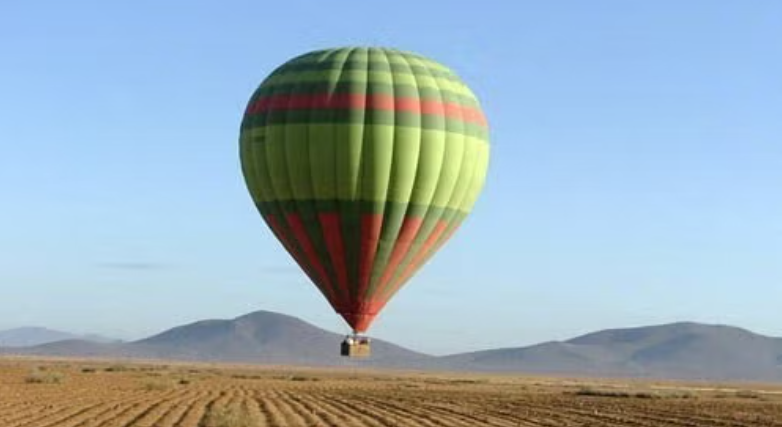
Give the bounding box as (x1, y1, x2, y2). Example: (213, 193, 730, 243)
(338, 303, 385, 333)
(346, 333, 371, 343)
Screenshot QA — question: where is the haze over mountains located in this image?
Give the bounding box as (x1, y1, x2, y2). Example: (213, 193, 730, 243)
(442, 322, 782, 381)
(0, 327, 117, 347)
(2, 310, 781, 382)
(0, 312, 430, 369)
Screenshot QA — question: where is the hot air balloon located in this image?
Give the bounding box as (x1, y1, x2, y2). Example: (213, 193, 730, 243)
(239, 47, 490, 356)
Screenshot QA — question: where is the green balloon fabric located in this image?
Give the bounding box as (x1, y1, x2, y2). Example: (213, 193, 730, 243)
(240, 47, 489, 333)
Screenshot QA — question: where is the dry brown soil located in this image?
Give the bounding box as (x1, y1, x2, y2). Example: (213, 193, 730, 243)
(1, 357, 781, 426)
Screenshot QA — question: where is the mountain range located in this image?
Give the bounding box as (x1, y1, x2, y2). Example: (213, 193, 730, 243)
(0, 327, 117, 347)
(2, 310, 781, 382)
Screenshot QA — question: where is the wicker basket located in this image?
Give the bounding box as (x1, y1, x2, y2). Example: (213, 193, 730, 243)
(341, 337, 371, 357)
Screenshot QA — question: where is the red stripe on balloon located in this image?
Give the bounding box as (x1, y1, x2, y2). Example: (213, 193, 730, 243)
(318, 213, 349, 305)
(246, 93, 487, 126)
(373, 216, 424, 298)
(284, 213, 338, 304)
(380, 219, 450, 301)
(356, 213, 384, 301)
(264, 214, 307, 271)
(264, 213, 327, 297)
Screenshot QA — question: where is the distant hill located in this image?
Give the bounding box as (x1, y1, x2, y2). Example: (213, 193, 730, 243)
(441, 322, 782, 381)
(5, 311, 432, 368)
(0, 327, 117, 347)
(4, 313, 782, 382)
(130, 311, 431, 367)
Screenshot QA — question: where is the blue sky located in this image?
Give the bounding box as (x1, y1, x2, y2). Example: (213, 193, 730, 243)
(0, 1, 780, 355)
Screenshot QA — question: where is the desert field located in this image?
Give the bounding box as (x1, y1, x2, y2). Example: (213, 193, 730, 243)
(1, 357, 781, 426)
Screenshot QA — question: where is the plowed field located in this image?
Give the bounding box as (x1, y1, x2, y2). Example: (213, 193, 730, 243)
(2, 358, 781, 426)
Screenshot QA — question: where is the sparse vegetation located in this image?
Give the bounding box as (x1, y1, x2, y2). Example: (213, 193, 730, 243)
(572, 386, 700, 400)
(713, 389, 764, 400)
(660, 390, 695, 399)
(141, 378, 173, 391)
(25, 367, 64, 384)
(288, 375, 319, 382)
(231, 373, 263, 380)
(574, 386, 658, 399)
(2, 361, 781, 426)
(447, 378, 489, 385)
(735, 390, 762, 399)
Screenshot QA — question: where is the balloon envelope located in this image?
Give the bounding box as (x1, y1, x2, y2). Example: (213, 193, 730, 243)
(239, 47, 490, 333)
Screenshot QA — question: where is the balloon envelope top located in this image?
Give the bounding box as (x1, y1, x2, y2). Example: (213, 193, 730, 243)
(239, 46, 490, 333)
